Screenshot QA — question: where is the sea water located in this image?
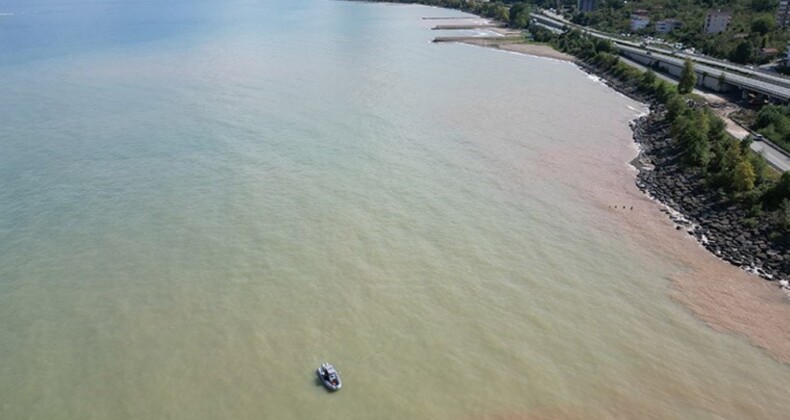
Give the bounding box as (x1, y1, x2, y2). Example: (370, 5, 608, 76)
(1, 1, 789, 418)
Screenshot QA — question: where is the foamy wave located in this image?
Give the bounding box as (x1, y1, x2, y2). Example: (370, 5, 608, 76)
(644, 188, 783, 282)
(470, 29, 503, 37)
(586, 73, 605, 84)
(627, 105, 648, 118)
(0, 12, 14, 16)
(495, 49, 575, 65)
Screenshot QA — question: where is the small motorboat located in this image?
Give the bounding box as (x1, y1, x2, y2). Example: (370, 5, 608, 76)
(317, 363, 342, 391)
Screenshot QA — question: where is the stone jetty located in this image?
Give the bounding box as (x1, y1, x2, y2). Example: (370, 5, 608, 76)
(631, 110, 789, 281)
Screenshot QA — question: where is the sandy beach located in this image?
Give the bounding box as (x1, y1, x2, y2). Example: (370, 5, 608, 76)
(492, 42, 576, 62)
(459, 39, 576, 62)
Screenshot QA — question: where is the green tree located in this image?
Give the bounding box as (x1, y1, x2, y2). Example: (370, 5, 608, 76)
(755, 104, 786, 128)
(779, 199, 790, 231)
(751, 15, 776, 35)
(673, 110, 710, 167)
(671, 113, 695, 140)
(654, 81, 676, 103)
(678, 59, 696, 94)
(707, 112, 728, 144)
(733, 160, 757, 192)
(730, 41, 755, 64)
(508, 3, 530, 29)
(751, 0, 777, 12)
(740, 136, 754, 153)
(494, 6, 509, 23)
(666, 95, 689, 120)
(685, 131, 712, 167)
(639, 69, 657, 90)
(717, 72, 726, 89)
(594, 39, 613, 53)
(721, 141, 744, 172)
(748, 153, 769, 184)
(531, 26, 555, 43)
(764, 171, 790, 208)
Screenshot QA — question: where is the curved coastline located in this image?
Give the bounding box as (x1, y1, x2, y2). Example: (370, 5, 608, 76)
(412, 5, 790, 361)
(576, 63, 787, 279)
(454, 39, 576, 62)
(554, 54, 790, 363)
(562, 57, 790, 363)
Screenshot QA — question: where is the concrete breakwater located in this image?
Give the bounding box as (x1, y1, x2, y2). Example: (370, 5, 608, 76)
(632, 111, 789, 282)
(431, 23, 503, 30)
(432, 36, 521, 43)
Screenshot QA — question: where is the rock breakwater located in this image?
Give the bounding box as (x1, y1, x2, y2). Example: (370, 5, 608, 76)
(573, 59, 788, 285)
(632, 109, 789, 283)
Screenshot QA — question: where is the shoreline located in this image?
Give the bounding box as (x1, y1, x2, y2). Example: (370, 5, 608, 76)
(562, 52, 790, 363)
(454, 39, 576, 62)
(575, 62, 788, 283)
(426, 15, 790, 361)
(631, 112, 788, 281)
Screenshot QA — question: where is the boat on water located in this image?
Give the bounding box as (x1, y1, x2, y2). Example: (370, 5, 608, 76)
(317, 363, 342, 391)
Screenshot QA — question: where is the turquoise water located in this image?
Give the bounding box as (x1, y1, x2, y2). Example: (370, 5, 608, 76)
(1, 1, 790, 418)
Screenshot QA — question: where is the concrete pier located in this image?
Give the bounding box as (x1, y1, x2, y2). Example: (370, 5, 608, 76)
(422, 17, 476, 20)
(432, 36, 522, 43)
(432, 23, 504, 30)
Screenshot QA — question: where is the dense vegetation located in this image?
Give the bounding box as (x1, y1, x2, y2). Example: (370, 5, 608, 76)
(753, 104, 790, 151)
(678, 59, 697, 94)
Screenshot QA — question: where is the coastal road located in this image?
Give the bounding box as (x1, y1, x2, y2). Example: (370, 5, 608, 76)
(532, 14, 790, 171)
(616, 45, 790, 102)
(536, 12, 790, 101)
(618, 56, 729, 103)
(752, 141, 790, 171)
(539, 11, 790, 88)
(617, 57, 790, 171)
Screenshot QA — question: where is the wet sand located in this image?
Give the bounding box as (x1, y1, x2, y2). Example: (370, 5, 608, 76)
(460, 40, 576, 62)
(607, 147, 790, 363)
(525, 113, 790, 364)
(494, 43, 575, 62)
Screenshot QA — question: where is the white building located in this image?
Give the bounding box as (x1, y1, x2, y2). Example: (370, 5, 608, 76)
(630, 12, 650, 31)
(778, 0, 790, 26)
(655, 19, 682, 33)
(704, 10, 731, 34)
(578, 0, 596, 12)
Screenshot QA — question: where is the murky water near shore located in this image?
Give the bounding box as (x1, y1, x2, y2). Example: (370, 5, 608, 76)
(1, 1, 789, 418)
